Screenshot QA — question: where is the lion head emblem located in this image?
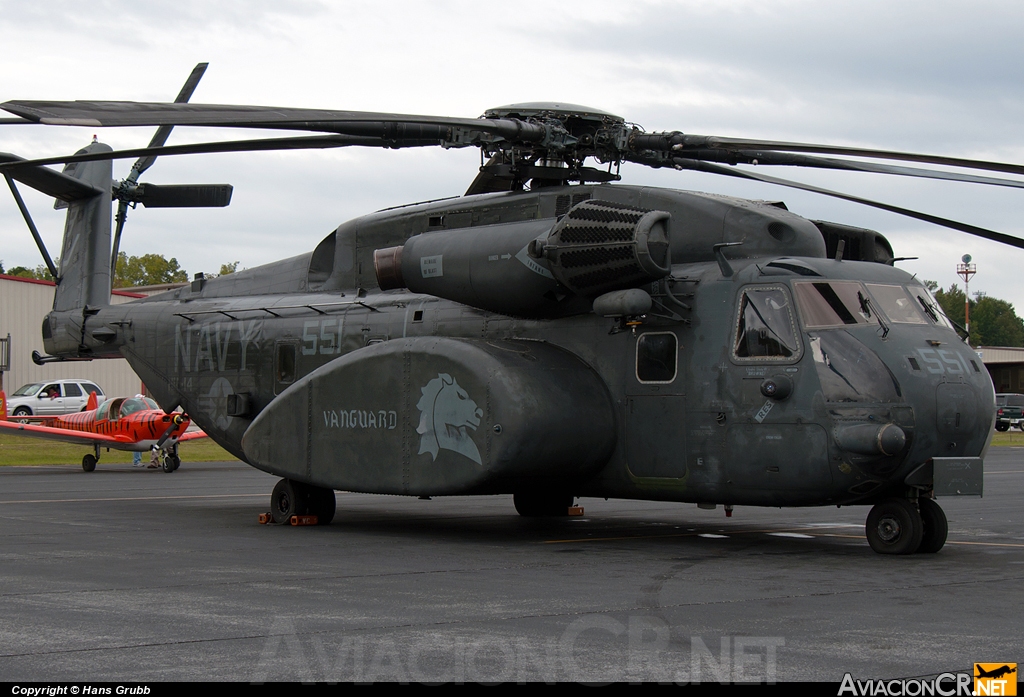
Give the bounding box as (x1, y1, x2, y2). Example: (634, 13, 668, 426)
(416, 373, 484, 465)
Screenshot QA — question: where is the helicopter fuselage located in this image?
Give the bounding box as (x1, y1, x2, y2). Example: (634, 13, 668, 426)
(44, 183, 994, 509)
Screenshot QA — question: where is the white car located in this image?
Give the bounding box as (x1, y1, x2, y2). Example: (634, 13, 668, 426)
(6, 379, 106, 417)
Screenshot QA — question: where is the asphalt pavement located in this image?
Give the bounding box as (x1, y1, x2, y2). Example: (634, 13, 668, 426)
(0, 449, 1021, 683)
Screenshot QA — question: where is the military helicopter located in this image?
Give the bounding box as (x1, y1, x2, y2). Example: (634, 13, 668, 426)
(1, 64, 1009, 554)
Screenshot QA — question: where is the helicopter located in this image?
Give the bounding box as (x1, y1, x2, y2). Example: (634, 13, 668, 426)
(0, 64, 1008, 554)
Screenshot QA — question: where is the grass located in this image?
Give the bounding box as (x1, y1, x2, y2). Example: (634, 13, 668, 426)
(3, 428, 1021, 467)
(989, 429, 1024, 447)
(0, 433, 239, 466)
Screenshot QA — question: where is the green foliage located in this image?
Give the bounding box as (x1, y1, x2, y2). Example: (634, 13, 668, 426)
(219, 261, 239, 276)
(113, 252, 188, 287)
(5, 264, 55, 281)
(929, 282, 1024, 347)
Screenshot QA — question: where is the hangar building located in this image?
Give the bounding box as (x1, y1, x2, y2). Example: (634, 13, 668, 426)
(0, 274, 176, 398)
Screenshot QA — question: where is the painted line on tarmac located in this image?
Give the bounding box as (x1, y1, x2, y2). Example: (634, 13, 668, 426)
(545, 527, 1024, 549)
(822, 533, 1024, 549)
(543, 524, 858, 544)
(0, 493, 267, 504)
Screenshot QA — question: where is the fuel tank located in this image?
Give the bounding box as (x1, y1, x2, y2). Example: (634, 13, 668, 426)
(241, 337, 616, 495)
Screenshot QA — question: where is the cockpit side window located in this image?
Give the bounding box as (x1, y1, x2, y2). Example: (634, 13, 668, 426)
(794, 281, 879, 329)
(733, 286, 801, 362)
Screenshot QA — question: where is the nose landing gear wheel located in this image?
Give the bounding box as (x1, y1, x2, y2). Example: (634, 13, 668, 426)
(917, 498, 948, 553)
(866, 498, 924, 554)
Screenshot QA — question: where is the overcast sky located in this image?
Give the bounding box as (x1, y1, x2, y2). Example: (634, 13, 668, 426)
(3, 0, 1024, 314)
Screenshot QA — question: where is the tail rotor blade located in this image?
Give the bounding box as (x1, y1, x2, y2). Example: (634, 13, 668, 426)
(130, 183, 233, 208)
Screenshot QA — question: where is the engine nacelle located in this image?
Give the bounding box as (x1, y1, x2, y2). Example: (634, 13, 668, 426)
(241, 337, 617, 495)
(373, 199, 671, 317)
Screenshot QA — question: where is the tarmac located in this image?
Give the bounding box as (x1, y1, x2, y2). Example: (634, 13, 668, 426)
(0, 448, 1021, 683)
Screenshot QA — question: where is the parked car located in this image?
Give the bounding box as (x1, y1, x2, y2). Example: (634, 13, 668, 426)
(5, 379, 106, 417)
(995, 393, 1024, 431)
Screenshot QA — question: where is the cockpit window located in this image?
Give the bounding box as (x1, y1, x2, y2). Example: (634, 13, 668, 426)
(909, 285, 955, 329)
(809, 331, 902, 403)
(119, 399, 148, 418)
(794, 281, 879, 329)
(865, 284, 927, 324)
(96, 399, 112, 421)
(733, 286, 801, 361)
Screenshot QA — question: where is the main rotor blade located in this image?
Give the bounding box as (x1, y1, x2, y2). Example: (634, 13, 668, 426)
(650, 156, 1024, 250)
(134, 62, 209, 176)
(0, 100, 545, 142)
(0, 134, 395, 172)
(681, 149, 1024, 190)
(665, 134, 1024, 178)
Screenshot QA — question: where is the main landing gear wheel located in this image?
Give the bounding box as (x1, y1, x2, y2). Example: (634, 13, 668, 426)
(917, 498, 948, 553)
(865, 498, 923, 555)
(270, 479, 336, 525)
(513, 491, 574, 517)
(82, 453, 97, 472)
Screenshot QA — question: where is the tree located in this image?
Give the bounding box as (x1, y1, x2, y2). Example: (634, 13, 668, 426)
(5, 264, 55, 282)
(113, 253, 188, 287)
(927, 281, 1024, 347)
(218, 261, 239, 276)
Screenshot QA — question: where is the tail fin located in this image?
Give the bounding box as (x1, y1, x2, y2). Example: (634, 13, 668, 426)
(0, 391, 7, 421)
(51, 143, 113, 311)
(2, 143, 113, 311)
(85, 390, 98, 412)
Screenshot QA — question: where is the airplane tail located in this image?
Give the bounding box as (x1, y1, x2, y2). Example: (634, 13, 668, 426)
(0, 391, 7, 421)
(85, 391, 99, 412)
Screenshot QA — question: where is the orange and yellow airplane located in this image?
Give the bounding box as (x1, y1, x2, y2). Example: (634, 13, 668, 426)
(0, 391, 205, 472)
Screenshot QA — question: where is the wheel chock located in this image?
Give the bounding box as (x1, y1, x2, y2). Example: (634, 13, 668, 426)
(568, 506, 584, 516)
(258, 512, 273, 524)
(290, 515, 319, 526)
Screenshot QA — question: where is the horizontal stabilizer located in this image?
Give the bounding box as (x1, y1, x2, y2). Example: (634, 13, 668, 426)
(128, 183, 233, 208)
(0, 152, 104, 201)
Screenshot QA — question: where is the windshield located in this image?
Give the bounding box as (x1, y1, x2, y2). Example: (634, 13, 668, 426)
(119, 399, 149, 418)
(909, 284, 955, 330)
(794, 281, 878, 329)
(865, 284, 927, 324)
(12, 383, 43, 397)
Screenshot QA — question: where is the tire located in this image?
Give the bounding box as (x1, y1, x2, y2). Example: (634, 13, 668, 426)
(996, 423, 1009, 432)
(82, 454, 97, 473)
(513, 491, 574, 517)
(13, 406, 31, 422)
(310, 487, 336, 525)
(865, 498, 923, 555)
(917, 498, 948, 553)
(171, 455, 181, 471)
(271, 479, 310, 524)
(162, 455, 174, 473)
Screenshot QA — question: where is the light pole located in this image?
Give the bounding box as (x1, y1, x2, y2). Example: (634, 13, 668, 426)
(957, 254, 976, 339)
